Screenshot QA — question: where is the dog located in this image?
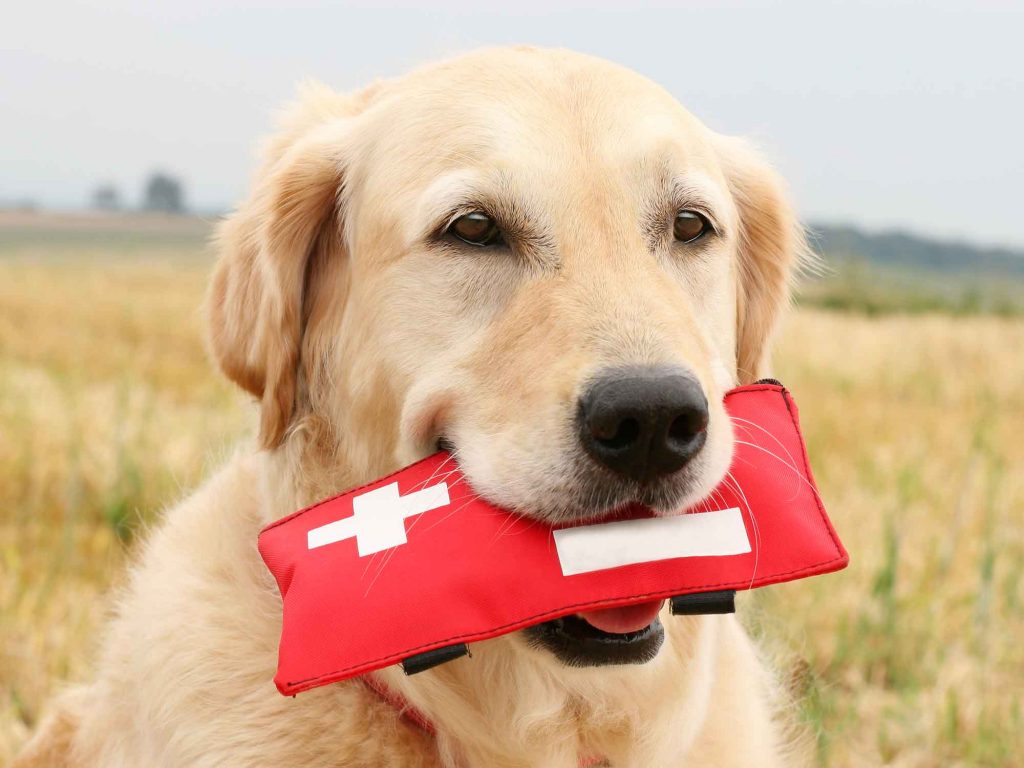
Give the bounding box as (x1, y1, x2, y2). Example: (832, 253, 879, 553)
(18, 46, 808, 767)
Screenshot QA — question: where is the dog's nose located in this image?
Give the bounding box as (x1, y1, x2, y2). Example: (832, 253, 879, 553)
(578, 366, 709, 482)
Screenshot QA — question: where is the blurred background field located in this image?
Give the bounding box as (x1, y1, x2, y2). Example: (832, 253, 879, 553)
(1, 213, 1023, 766)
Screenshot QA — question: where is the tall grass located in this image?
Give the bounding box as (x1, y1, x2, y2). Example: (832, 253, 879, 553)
(1, 229, 1022, 765)
(0, 243, 252, 760)
(756, 310, 1024, 766)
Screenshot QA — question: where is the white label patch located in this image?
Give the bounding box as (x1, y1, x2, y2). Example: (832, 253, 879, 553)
(307, 482, 450, 556)
(553, 508, 750, 576)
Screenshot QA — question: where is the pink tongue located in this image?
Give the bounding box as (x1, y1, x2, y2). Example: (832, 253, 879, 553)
(579, 599, 664, 634)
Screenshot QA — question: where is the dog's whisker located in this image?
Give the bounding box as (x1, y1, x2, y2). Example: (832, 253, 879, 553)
(400, 481, 468, 543)
(420, 494, 481, 535)
(731, 439, 823, 505)
(364, 472, 475, 595)
(400, 458, 469, 540)
(500, 515, 542, 537)
(360, 549, 385, 582)
(488, 507, 543, 544)
(722, 470, 761, 590)
(359, 496, 483, 591)
(409, 452, 458, 493)
(730, 416, 800, 473)
(487, 512, 519, 544)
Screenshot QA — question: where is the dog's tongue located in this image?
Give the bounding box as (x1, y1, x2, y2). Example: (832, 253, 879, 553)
(578, 599, 664, 634)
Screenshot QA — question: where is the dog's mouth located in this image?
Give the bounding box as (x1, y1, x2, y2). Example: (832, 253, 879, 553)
(434, 437, 671, 665)
(523, 599, 666, 666)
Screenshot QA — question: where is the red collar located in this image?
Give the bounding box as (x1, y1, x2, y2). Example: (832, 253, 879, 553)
(361, 675, 606, 767)
(361, 674, 435, 735)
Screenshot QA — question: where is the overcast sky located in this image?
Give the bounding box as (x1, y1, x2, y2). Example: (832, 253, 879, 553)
(3, 1, 1022, 247)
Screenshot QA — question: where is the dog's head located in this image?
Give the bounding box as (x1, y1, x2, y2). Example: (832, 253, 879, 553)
(209, 47, 804, 667)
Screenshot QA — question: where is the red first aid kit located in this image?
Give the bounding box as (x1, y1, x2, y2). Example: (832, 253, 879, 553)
(259, 382, 847, 696)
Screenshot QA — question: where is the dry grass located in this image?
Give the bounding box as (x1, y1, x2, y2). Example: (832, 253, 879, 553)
(1, 220, 1022, 765)
(760, 311, 1024, 766)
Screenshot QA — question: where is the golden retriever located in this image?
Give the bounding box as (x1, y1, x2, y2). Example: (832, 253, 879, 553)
(18, 47, 807, 767)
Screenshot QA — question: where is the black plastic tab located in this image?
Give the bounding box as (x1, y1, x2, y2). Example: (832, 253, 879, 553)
(670, 590, 736, 616)
(401, 643, 470, 675)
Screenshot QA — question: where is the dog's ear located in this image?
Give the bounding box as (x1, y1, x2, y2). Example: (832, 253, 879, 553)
(208, 91, 357, 449)
(717, 138, 809, 383)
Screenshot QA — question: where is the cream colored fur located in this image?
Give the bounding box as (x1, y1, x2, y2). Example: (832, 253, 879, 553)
(17, 47, 807, 767)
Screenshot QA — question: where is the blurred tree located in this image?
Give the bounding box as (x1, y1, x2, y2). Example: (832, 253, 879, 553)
(91, 183, 121, 211)
(142, 172, 185, 214)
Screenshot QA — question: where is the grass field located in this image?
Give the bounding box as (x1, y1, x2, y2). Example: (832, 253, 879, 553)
(1, 215, 1022, 766)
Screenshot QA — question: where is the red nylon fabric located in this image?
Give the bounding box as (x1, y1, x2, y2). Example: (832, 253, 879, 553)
(259, 383, 848, 696)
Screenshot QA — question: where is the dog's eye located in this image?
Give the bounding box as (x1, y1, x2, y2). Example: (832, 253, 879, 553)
(673, 210, 710, 243)
(448, 212, 503, 247)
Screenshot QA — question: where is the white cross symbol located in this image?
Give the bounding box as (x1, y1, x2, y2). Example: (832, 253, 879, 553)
(306, 482, 451, 556)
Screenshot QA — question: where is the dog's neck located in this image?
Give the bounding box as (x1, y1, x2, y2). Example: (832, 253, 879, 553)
(371, 615, 720, 767)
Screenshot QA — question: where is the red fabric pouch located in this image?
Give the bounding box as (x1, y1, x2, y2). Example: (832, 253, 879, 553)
(259, 382, 847, 695)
